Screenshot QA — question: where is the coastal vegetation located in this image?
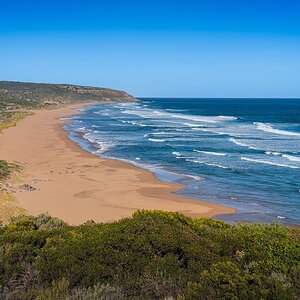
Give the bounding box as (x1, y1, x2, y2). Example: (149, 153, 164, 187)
(0, 161, 23, 224)
(0, 112, 32, 133)
(0, 160, 20, 181)
(0, 81, 136, 109)
(0, 210, 299, 299)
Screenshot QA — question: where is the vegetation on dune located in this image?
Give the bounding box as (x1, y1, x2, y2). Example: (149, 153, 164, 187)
(0, 161, 10, 180)
(0, 192, 26, 226)
(0, 210, 299, 299)
(0, 160, 20, 180)
(0, 111, 32, 133)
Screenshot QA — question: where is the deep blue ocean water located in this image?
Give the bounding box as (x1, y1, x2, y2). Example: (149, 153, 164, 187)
(65, 98, 300, 225)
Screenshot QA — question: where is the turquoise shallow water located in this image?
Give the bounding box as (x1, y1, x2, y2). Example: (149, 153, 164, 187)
(65, 98, 300, 225)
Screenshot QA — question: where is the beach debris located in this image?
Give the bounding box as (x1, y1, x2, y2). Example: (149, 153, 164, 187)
(19, 184, 36, 191)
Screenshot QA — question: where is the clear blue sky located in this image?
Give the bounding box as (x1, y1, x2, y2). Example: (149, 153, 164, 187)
(1, 0, 300, 97)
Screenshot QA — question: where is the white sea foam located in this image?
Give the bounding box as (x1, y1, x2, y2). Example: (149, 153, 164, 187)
(194, 150, 226, 156)
(121, 108, 237, 124)
(183, 123, 207, 127)
(182, 174, 203, 181)
(166, 109, 189, 112)
(76, 126, 86, 132)
(172, 151, 182, 157)
(150, 131, 177, 136)
(265, 151, 281, 156)
(282, 154, 300, 162)
(83, 133, 114, 152)
(172, 114, 237, 123)
(229, 138, 260, 150)
(186, 159, 229, 169)
(241, 157, 300, 169)
(148, 138, 165, 142)
(254, 122, 300, 137)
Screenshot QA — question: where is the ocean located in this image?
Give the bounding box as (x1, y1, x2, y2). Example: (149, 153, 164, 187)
(65, 98, 300, 225)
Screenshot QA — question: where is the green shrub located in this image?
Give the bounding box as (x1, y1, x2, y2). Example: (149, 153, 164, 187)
(0, 210, 299, 299)
(0, 160, 9, 179)
(186, 261, 295, 300)
(10, 213, 68, 230)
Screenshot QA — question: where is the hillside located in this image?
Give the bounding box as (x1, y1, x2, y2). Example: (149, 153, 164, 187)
(0, 81, 136, 110)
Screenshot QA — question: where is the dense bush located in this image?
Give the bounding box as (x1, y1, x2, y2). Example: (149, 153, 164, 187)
(0, 210, 299, 299)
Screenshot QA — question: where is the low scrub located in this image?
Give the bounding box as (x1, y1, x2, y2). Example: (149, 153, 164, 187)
(0, 111, 32, 133)
(0, 210, 299, 299)
(0, 160, 20, 181)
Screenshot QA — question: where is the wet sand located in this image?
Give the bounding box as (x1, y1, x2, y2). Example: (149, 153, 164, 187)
(0, 103, 235, 225)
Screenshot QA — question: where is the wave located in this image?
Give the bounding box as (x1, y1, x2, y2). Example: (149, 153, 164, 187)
(193, 150, 226, 156)
(121, 108, 237, 124)
(183, 174, 203, 181)
(166, 109, 189, 112)
(76, 126, 87, 132)
(254, 122, 300, 138)
(121, 120, 148, 127)
(186, 159, 229, 169)
(82, 133, 114, 152)
(228, 138, 261, 150)
(183, 123, 207, 127)
(149, 131, 177, 136)
(241, 157, 300, 169)
(265, 151, 281, 156)
(282, 154, 300, 162)
(171, 113, 237, 123)
(172, 151, 183, 157)
(264, 152, 300, 162)
(148, 138, 165, 143)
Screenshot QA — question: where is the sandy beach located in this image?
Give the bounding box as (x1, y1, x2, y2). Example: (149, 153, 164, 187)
(0, 103, 235, 225)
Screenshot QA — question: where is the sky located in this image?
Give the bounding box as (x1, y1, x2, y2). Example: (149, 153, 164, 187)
(0, 0, 300, 97)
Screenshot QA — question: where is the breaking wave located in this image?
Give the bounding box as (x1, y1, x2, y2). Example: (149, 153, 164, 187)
(254, 122, 300, 137)
(241, 157, 300, 169)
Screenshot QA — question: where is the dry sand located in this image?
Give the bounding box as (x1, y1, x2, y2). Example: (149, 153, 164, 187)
(0, 103, 235, 225)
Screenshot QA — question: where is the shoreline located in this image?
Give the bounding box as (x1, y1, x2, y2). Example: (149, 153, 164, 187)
(0, 103, 235, 225)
